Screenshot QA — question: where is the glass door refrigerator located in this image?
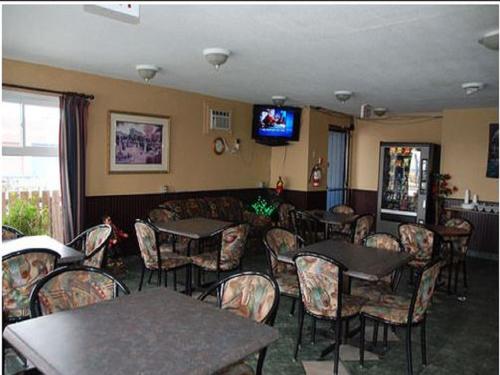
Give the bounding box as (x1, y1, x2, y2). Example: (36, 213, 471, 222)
(376, 142, 440, 235)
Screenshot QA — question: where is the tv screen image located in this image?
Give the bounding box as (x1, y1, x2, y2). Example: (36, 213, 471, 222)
(256, 107, 295, 138)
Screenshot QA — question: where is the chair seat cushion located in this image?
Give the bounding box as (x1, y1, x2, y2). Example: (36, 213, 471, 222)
(215, 361, 254, 375)
(408, 258, 430, 269)
(341, 294, 367, 317)
(190, 251, 239, 271)
(361, 294, 412, 324)
(275, 273, 299, 297)
(148, 252, 191, 270)
(351, 280, 392, 302)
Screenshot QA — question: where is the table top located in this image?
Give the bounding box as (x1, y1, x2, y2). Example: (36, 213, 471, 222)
(278, 239, 413, 282)
(425, 224, 471, 238)
(152, 217, 233, 239)
(308, 210, 359, 225)
(3, 288, 279, 375)
(2, 235, 83, 264)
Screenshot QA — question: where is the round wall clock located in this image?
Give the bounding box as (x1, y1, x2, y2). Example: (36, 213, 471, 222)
(213, 137, 226, 155)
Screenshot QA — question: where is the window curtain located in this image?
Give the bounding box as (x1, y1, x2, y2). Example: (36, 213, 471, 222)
(59, 94, 89, 242)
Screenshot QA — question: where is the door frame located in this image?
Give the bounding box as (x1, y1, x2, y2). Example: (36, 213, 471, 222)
(327, 125, 351, 209)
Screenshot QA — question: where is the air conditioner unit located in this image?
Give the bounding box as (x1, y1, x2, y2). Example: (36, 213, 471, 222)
(210, 109, 231, 131)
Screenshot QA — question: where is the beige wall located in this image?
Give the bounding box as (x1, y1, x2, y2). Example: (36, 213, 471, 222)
(3, 59, 271, 196)
(350, 115, 443, 191)
(441, 108, 498, 202)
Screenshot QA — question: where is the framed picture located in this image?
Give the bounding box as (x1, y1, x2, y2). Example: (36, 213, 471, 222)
(109, 111, 170, 173)
(486, 123, 498, 178)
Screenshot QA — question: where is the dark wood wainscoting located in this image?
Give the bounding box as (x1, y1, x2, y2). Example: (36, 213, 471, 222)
(348, 189, 378, 215)
(279, 190, 327, 210)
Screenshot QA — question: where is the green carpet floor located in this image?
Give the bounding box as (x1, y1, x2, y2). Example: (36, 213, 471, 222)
(5, 250, 498, 374)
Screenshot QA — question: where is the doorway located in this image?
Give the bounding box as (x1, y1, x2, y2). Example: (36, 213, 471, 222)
(326, 127, 349, 210)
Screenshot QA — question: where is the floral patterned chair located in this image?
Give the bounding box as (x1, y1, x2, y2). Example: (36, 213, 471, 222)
(29, 265, 129, 317)
(263, 227, 303, 315)
(276, 203, 296, 231)
(328, 204, 355, 236)
(148, 208, 189, 255)
(291, 210, 322, 245)
(293, 252, 367, 375)
(198, 272, 279, 375)
(66, 224, 113, 268)
(351, 214, 375, 245)
(2, 225, 24, 241)
(190, 224, 250, 282)
(443, 218, 474, 294)
(2, 249, 60, 323)
(135, 220, 192, 292)
(398, 223, 439, 270)
(359, 258, 443, 375)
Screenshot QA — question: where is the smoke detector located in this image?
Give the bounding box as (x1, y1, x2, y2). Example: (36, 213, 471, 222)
(272, 96, 287, 107)
(462, 82, 484, 96)
(479, 30, 499, 50)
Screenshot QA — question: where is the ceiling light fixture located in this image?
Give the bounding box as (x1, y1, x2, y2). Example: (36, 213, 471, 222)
(373, 107, 388, 117)
(136, 64, 159, 83)
(478, 30, 499, 50)
(272, 95, 287, 107)
(462, 82, 484, 96)
(334, 90, 353, 103)
(203, 48, 231, 70)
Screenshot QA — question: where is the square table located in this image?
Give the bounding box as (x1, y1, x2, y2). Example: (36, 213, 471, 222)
(278, 239, 413, 282)
(308, 210, 359, 239)
(2, 235, 83, 265)
(3, 288, 279, 375)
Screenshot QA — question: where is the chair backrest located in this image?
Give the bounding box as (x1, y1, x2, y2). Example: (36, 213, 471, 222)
(148, 208, 177, 224)
(74, 224, 112, 268)
(198, 272, 279, 325)
(398, 223, 436, 262)
(220, 224, 250, 267)
(363, 233, 403, 284)
(329, 204, 354, 215)
(277, 203, 296, 231)
(2, 225, 24, 241)
(409, 259, 443, 323)
(263, 227, 300, 277)
(444, 218, 474, 255)
(294, 252, 347, 319)
(352, 214, 374, 244)
(134, 220, 161, 269)
(293, 210, 319, 245)
(2, 249, 60, 320)
(30, 266, 130, 317)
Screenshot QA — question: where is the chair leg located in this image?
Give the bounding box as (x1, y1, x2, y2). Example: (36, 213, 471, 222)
(383, 324, 389, 351)
(294, 302, 305, 360)
(157, 268, 162, 287)
(447, 262, 453, 294)
(372, 321, 379, 346)
(406, 324, 413, 375)
(256, 347, 268, 375)
(173, 269, 177, 291)
(462, 260, 468, 289)
(164, 270, 168, 288)
(334, 318, 342, 375)
(344, 317, 350, 343)
(186, 265, 192, 296)
(454, 262, 460, 295)
(421, 318, 427, 366)
(138, 264, 145, 291)
(360, 315, 366, 367)
(290, 298, 296, 316)
(311, 317, 316, 344)
(147, 270, 154, 284)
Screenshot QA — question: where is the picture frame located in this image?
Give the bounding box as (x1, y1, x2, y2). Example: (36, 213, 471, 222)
(109, 111, 170, 173)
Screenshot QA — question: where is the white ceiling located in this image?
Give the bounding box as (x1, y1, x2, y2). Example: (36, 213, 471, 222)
(2, 4, 499, 114)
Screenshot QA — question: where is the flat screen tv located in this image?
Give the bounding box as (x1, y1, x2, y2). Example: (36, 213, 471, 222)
(252, 105, 301, 145)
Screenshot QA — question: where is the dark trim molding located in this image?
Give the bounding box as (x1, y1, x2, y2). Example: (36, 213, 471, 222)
(348, 188, 378, 215)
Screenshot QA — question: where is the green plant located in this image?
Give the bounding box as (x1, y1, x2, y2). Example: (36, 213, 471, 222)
(3, 196, 50, 236)
(250, 196, 279, 217)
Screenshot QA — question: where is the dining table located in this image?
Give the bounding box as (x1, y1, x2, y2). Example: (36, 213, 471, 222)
(3, 288, 279, 375)
(307, 210, 359, 239)
(2, 235, 83, 265)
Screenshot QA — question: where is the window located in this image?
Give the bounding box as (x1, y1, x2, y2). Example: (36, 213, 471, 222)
(2, 90, 60, 191)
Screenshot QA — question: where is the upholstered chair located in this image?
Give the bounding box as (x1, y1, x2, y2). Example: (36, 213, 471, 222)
(276, 203, 296, 231)
(291, 210, 322, 245)
(29, 265, 129, 317)
(66, 224, 113, 268)
(351, 214, 375, 245)
(263, 227, 303, 315)
(2, 225, 24, 241)
(135, 220, 191, 292)
(293, 252, 367, 375)
(328, 204, 355, 236)
(359, 259, 443, 375)
(198, 272, 279, 375)
(190, 224, 249, 282)
(148, 208, 189, 255)
(398, 223, 438, 270)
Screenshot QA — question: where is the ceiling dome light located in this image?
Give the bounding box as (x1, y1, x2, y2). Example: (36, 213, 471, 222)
(334, 90, 353, 103)
(373, 107, 388, 117)
(272, 95, 287, 107)
(136, 64, 159, 83)
(462, 82, 484, 96)
(479, 30, 499, 50)
(203, 48, 231, 70)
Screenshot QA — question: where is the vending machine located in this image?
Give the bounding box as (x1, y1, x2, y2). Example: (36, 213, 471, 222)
(376, 142, 441, 235)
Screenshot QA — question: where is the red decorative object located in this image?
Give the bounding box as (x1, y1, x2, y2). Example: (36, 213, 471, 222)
(276, 176, 284, 195)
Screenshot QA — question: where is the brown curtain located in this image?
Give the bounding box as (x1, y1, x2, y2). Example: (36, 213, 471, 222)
(59, 94, 89, 242)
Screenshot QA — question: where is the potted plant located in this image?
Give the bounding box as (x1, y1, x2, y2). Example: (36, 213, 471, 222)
(3, 196, 49, 236)
(432, 173, 458, 224)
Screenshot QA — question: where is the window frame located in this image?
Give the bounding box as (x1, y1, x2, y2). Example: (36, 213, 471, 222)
(2, 89, 60, 157)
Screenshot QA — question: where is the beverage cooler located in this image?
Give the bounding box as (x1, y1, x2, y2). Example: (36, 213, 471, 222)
(376, 142, 440, 235)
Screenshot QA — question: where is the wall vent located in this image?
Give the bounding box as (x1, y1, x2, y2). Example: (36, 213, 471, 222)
(210, 109, 231, 131)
